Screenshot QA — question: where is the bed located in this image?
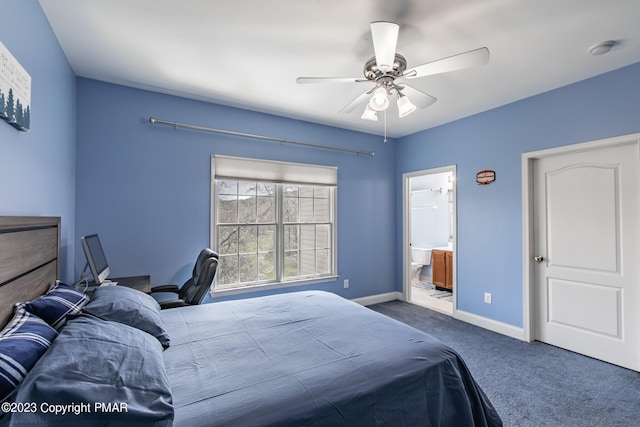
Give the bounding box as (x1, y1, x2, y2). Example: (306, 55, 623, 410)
(0, 216, 502, 426)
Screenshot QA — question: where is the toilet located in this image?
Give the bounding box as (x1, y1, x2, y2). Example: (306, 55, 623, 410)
(410, 247, 431, 284)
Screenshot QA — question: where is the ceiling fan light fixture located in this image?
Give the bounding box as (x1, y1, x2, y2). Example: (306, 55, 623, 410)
(296, 22, 487, 124)
(361, 104, 378, 121)
(397, 93, 416, 118)
(369, 87, 390, 111)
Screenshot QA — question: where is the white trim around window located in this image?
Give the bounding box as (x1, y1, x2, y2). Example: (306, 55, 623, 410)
(210, 155, 338, 297)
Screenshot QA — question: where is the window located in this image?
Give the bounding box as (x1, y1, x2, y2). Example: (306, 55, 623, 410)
(211, 156, 337, 294)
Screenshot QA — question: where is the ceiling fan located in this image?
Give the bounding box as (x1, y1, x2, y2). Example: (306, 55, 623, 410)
(296, 22, 490, 122)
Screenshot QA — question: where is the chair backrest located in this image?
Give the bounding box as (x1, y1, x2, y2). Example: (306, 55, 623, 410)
(178, 248, 217, 296)
(181, 249, 219, 305)
(191, 248, 217, 276)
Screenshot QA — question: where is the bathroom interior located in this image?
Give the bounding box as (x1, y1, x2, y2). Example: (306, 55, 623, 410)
(409, 169, 454, 315)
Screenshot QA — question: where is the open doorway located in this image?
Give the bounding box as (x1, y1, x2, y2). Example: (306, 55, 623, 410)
(403, 166, 456, 315)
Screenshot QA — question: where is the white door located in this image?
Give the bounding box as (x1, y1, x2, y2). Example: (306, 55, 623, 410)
(533, 142, 640, 371)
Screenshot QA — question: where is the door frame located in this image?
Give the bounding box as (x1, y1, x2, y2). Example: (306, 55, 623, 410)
(521, 132, 640, 342)
(402, 165, 457, 312)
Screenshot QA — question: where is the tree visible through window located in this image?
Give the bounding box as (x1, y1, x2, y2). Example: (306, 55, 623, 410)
(215, 179, 335, 291)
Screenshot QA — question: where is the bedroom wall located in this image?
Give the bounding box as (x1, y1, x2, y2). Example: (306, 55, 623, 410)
(0, 1, 77, 281)
(396, 61, 640, 328)
(74, 78, 396, 301)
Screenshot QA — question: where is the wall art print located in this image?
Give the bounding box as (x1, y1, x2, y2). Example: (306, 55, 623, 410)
(0, 41, 31, 131)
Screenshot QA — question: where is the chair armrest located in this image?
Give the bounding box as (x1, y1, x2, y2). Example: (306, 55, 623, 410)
(151, 284, 181, 293)
(159, 299, 188, 309)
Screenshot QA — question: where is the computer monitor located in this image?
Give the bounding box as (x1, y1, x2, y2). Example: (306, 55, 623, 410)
(81, 234, 111, 284)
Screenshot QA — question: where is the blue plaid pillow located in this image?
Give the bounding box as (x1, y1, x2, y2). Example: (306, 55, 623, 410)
(23, 282, 89, 331)
(0, 307, 58, 402)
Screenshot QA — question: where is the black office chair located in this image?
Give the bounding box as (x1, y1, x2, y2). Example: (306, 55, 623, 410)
(151, 248, 219, 309)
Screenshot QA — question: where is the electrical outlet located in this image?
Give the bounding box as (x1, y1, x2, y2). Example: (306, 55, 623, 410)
(484, 292, 492, 304)
(344, 279, 349, 289)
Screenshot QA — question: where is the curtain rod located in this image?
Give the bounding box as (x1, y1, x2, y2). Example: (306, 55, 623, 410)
(148, 117, 375, 157)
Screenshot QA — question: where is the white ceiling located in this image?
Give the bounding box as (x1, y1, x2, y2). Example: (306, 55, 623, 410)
(39, 0, 640, 138)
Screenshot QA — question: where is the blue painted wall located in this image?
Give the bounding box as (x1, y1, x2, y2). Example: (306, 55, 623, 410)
(74, 79, 396, 301)
(0, 1, 77, 281)
(396, 61, 640, 327)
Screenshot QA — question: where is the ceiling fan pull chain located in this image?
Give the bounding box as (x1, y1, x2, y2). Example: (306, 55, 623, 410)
(383, 110, 388, 143)
(384, 110, 387, 143)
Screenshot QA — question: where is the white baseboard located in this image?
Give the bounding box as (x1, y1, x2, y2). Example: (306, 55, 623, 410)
(454, 309, 526, 341)
(352, 291, 402, 306)
(353, 292, 526, 341)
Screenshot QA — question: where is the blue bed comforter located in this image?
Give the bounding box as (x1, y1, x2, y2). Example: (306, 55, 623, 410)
(161, 290, 502, 426)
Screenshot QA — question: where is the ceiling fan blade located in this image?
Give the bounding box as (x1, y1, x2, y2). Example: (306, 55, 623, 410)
(339, 86, 377, 114)
(296, 76, 365, 84)
(370, 21, 399, 72)
(398, 84, 437, 109)
(404, 47, 489, 79)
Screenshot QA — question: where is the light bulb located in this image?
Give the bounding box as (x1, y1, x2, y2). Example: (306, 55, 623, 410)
(368, 87, 389, 111)
(361, 104, 378, 121)
(397, 94, 416, 118)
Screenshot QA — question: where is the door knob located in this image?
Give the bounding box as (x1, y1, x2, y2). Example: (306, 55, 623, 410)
(534, 255, 544, 263)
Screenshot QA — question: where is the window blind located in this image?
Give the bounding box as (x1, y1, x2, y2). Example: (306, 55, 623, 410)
(212, 155, 337, 186)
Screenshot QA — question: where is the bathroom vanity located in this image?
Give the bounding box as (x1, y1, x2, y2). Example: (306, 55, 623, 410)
(432, 248, 453, 290)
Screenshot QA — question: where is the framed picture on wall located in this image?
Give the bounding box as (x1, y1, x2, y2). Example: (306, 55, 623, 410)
(476, 170, 496, 185)
(0, 41, 31, 131)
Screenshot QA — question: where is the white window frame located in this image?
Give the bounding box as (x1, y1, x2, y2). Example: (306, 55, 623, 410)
(210, 155, 338, 297)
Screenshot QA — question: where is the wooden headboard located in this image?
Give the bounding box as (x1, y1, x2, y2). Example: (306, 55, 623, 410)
(0, 216, 60, 328)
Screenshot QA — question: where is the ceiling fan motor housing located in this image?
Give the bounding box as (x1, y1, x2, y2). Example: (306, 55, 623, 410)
(364, 54, 407, 80)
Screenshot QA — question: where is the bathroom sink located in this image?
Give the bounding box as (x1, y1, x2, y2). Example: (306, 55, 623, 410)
(433, 244, 453, 251)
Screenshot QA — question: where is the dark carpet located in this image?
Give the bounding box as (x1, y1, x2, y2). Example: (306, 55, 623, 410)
(368, 300, 640, 427)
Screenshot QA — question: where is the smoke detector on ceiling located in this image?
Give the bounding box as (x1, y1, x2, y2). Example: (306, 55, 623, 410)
(589, 40, 616, 56)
